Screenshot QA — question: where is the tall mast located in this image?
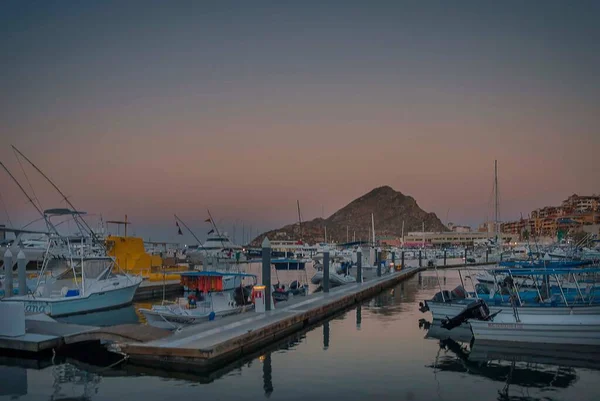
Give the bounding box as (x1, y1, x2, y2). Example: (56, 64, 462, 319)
(297, 200, 303, 241)
(494, 160, 499, 244)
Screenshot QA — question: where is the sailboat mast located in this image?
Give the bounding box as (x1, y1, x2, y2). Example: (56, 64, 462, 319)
(297, 200, 303, 240)
(494, 160, 499, 244)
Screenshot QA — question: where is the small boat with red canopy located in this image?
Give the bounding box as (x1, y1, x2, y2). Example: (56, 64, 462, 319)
(139, 271, 257, 330)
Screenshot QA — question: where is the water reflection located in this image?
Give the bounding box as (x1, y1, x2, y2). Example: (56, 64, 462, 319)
(2, 272, 600, 401)
(262, 353, 273, 398)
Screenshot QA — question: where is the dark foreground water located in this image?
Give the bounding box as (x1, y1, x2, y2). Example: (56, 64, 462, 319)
(2, 269, 600, 401)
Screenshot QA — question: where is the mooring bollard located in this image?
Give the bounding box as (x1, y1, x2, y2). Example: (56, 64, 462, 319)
(262, 237, 272, 311)
(3, 248, 13, 298)
(356, 249, 362, 283)
(323, 247, 330, 293)
(17, 250, 26, 296)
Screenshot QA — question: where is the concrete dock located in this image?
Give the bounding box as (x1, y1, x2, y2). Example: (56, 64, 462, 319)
(0, 316, 170, 353)
(117, 266, 423, 372)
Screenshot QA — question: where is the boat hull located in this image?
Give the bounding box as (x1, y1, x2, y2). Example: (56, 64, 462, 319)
(426, 300, 600, 321)
(470, 314, 600, 346)
(2, 280, 141, 317)
(140, 304, 252, 329)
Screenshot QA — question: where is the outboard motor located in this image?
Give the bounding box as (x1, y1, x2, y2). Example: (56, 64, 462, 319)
(440, 299, 493, 330)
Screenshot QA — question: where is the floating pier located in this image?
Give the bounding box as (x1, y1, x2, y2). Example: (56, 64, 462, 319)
(116, 266, 424, 373)
(0, 316, 170, 353)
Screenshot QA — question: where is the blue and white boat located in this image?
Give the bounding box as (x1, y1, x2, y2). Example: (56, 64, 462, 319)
(2, 256, 142, 317)
(421, 267, 600, 321)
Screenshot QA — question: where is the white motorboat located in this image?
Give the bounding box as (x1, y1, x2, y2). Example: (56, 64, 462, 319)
(186, 232, 245, 264)
(470, 313, 600, 346)
(2, 256, 142, 317)
(140, 291, 254, 330)
(311, 270, 356, 287)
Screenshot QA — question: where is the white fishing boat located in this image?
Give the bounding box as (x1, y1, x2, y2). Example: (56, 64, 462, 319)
(140, 270, 256, 329)
(426, 298, 600, 321)
(469, 313, 600, 346)
(421, 266, 600, 321)
(186, 232, 245, 264)
(311, 270, 356, 287)
(2, 256, 142, 317)
(140, 291, 254, 330)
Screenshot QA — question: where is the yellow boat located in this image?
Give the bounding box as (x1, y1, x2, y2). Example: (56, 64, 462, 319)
(105, 235, 187, 281)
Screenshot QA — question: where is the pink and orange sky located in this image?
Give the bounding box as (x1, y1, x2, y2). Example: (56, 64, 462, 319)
(1, 1, 599, 242)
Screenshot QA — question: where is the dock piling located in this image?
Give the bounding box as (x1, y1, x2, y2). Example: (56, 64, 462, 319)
(356, 249, 362, 283)
(17, 250, 26, 296)
(419, 250, 422, 267)
(323, 248, 330, 293)
(401, 251, 405, 270)
(444, 250, 447, 266)
(3, 248, 13, 298)
(486, 248, 489, 263)
(376, 248, 381, 277)
(391, 251, 396, 273)
(262, 237, 272, 311)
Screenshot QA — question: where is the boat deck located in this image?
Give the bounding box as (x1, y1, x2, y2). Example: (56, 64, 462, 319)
(118, 266, 423, 372)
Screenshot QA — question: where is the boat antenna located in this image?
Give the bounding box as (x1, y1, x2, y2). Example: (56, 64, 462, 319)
(0, 160, 58, 235)
(9, 146, 119, 274)
(174, 214, 207, 250)
(207, 209, 228, 250)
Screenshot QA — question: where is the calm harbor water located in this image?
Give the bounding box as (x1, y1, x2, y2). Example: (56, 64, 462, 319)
(2, 269, 600, 401)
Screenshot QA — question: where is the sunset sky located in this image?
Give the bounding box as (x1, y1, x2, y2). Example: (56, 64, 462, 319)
(1, 1, 599, 242)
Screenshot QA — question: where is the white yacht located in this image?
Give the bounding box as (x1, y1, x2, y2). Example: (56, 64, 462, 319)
(186, 232, 246, 264)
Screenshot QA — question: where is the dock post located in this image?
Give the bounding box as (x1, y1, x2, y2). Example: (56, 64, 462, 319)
(323, 247, 330, 293)
(401, 251, 405, 270)
(391, 251, 396, 272)
(486, 248, 489, 263)
(419, 250, 422, 267)
(356, 249, 362, 283)
(376, 248, 381, 277)
(443, 250, 447, 266)
(262, 237, 272, 311)
(464, 249, 467, 264)
(17, 250, 26, 296)
(3, 248, 13, 298)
